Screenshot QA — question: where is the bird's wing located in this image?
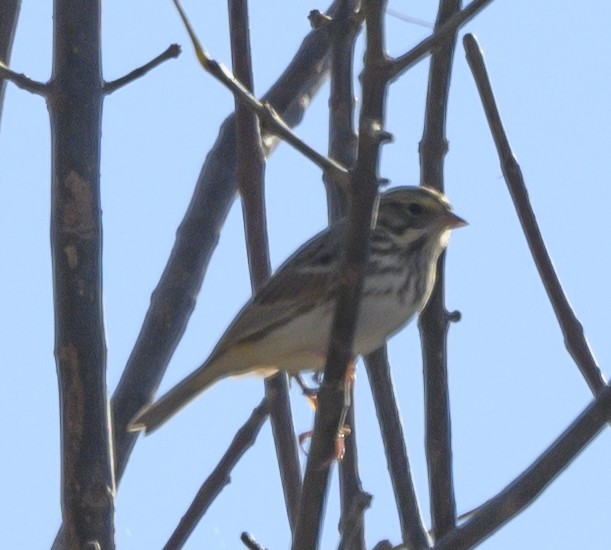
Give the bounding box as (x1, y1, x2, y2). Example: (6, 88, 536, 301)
(209, 220, 347, 358)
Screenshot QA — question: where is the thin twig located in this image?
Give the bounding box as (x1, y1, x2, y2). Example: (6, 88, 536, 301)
(241, 532, 268, 550)
(228, 0, 302, 533)
(463, 33, 606, 394)
(435, 384, 611, 549)
(103, 44, 181, 95)
(0, 62, 47, 95)
(418, 0, 462, 540)
(172, 0, 349, 185)
(388, 0, 495, 81)
(164, 399, 269, 549)
(0, 0, 23, 122)
(364, 347, 431, 549)
(386, 8, 434, 29)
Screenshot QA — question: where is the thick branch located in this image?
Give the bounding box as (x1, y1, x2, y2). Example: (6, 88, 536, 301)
(435, 384, 611, 549)
(49, 1, 114, 548)
(463, 33, 606, 394)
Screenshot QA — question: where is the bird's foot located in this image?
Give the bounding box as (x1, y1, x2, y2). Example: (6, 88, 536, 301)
(292, 373, 319, 410)
(298, 424, 351, 463)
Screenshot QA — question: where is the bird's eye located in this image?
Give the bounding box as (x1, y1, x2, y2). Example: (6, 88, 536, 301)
(407, 202, 424, 216)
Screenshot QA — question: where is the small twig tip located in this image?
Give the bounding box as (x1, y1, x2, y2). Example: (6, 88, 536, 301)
(308, 10, 332, 29)
(448, 309, 462, 323)
(240, 531, 267, 550)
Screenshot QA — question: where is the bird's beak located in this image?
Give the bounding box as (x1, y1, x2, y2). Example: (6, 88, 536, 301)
(443, 211, 468, 229)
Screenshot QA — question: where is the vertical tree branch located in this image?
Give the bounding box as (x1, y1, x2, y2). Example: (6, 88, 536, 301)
(316, 4, 370, 549)
(319, 2, 359, 221)
(364, 348, 431, 549)
(229, 0, 303, 532)
(49, 1, 114, 548)
(230, 0, 269, 288)
(417, 0, 462, 539)
(293, 1, 390, 547)
(52, 4, 341, 547)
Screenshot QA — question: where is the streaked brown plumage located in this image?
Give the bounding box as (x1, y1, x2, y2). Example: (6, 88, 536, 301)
(129, 186, 465, 434)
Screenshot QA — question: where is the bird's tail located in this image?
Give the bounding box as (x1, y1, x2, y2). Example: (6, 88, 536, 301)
(127, 362, 222, 435)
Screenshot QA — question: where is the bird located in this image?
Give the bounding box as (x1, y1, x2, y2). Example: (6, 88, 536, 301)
(128, 185, 466, 434)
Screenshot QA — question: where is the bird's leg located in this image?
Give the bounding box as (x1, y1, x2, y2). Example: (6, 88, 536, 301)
(298, 429, 313, 454)
(297, 359, 356, 463)
(332, 359, 355, 462)
(294, 373, 319, 454)
(292, 373, 320, 410)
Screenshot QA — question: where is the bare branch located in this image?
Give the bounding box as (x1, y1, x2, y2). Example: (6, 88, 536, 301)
(320, 4, 361, 220)
(463, 33, 607, 394)
(50, 1, 114, 548)
(389, 0, 496, 81)
(0, 0, 24, 121)
(164, 400, 269, 549)
(0, 62, 47, 95)
(418, 0, 462, 540)
(435, 385, 611, 549)
(103, 44, 181, 95)
(293, 1, 391, 546)
(338, 487, 373, 550)
(172, 0, 349, 184)
(241, 532, 268, 550)
(228, 0, 302, 532)
(364, 347, 431, 549)
(319, 4, 370, 548)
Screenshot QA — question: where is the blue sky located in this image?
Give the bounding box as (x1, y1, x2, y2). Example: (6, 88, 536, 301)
(2, 1, 611, 548)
